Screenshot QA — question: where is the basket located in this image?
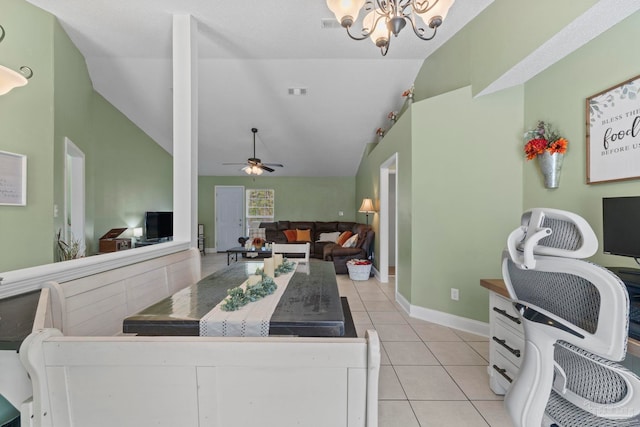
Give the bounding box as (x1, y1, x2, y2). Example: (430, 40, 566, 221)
(347, 263, 372, 280)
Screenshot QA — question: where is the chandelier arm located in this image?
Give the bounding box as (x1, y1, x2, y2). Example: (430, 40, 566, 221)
(346, 26, 370, 41)
(411, 0, 438, 15)
(409, 17, 438, 41)
(375, 0, 391, 14)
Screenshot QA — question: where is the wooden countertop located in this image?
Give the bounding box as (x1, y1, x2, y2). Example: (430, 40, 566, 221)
(480, 278, 640, 358)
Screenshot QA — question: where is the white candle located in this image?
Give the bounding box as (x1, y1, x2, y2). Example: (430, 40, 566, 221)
(274, 254, 283, 267)
(263, 258, 275, 278)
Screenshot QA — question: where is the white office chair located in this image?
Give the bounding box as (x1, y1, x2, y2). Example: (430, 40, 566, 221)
(503, 208, 640, 427)
(271, 242, 310, 264)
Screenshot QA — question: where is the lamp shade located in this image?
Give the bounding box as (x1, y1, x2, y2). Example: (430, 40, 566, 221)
(358, 198, 375, 213)
(0, 65, 27, 95)
(416, 0, 455, 26)
(363, 10, 389, 47)
(326, 0, 366, 25)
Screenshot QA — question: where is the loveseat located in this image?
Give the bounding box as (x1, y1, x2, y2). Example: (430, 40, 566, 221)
(242, 221, 374, 274)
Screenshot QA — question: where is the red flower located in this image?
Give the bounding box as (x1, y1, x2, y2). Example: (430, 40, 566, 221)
(524, 138, 548, 160)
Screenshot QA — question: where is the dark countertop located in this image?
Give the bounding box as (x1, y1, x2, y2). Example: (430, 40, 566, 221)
(124, 260, 346, 337)
(0, 290, 40, 351)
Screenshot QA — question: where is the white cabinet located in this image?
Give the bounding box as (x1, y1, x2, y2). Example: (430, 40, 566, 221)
(488, 291, 524, 394)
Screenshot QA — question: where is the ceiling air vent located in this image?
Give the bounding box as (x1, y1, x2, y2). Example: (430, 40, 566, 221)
(288, 88, 307, 96)
(320, 18, 342, 29)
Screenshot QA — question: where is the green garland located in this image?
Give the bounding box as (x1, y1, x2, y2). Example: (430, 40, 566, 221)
(220, 259, 297, 311)
(220, 276, 277, 312)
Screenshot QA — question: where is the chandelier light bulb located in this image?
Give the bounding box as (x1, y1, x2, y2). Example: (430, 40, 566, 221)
(415, 0, 455, 28)
(326, 0, 366, 27)
(363, 10, 389, 48)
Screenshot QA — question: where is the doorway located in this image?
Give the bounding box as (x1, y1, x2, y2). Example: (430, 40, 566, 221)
(215, 186, 244, 251)
(64, 138, 85, 255)
(379, 153, 398, 287)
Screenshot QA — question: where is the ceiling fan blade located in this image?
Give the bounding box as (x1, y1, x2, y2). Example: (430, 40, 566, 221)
(223, 162, 250, 166)
(259, 164, 275, 173)
(263, 163, 284, 168)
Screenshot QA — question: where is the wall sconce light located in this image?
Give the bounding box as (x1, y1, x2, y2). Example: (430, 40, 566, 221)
(0, 25, 33, 96)
(358, 198, 376, 225)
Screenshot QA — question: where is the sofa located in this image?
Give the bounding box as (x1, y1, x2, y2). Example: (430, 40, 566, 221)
(241, 221, 374, 274)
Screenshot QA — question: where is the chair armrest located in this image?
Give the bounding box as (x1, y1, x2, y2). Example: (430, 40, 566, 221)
(331, 247, 365, 258)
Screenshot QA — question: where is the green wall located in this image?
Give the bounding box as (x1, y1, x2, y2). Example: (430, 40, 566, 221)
(198, 176, 356, 249)
(356, 1, 640, 323)
(0, 0, 173, 272)
(0, 0, 55, 270)
(522, 10, 640, 269)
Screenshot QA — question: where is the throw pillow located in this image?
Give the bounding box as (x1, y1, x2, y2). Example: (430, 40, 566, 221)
(296, 229, 312, 242)
(283, 229, 297, 242)
(342, 234, 359, 248)
(336, 231, 353, 246)
(318, 231, 341, 242)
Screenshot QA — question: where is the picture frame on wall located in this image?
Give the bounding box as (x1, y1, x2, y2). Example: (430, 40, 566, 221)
(586, 74, 640, 184)
(0, 150, 27, 206)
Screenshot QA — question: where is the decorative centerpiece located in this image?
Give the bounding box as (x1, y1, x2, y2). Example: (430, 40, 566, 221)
(524, 121, 569, 189)
(346, 259, 372, 281)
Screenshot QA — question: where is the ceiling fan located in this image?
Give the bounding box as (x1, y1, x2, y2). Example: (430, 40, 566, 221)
(224, 128, 284, 175)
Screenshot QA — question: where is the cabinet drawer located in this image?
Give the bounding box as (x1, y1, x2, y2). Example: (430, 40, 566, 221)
(492, 323, 524, 367)
(491, 351, 519, 392)
(491, 293, 522, 332)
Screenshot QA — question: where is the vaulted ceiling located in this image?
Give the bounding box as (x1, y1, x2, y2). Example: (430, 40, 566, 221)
(24, 0, 493, 176)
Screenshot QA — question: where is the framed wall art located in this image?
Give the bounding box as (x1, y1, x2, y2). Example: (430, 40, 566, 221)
(0, 150, 27, 206)
(586, 74, 640, 184)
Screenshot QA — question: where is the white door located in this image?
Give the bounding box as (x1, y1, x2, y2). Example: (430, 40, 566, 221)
(215, 186, 244, 251)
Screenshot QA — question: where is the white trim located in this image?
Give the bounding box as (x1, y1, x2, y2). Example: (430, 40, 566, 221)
(395, 291, 489, 337)
(379, 153, 398, 285)
(0, 242, 190, 299)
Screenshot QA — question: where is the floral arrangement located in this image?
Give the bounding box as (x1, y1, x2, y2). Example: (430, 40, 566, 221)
(402, 85, 414, 99)
(347, 259, 371, 266)
(388, 111, 398, 122)
(220, 276, 277, 311)
(376, 127, 385, 137)
(524, 121, 569, 160)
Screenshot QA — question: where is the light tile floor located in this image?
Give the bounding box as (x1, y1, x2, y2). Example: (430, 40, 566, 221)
(201, 253, 514, 427)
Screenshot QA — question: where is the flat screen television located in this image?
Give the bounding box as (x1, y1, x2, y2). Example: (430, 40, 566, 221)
(602, 196, 640, 259)
(145, 211, 173, 240)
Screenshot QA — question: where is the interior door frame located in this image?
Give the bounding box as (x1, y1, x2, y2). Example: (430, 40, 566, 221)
(64, 137, 86, 254)
(214, 185, 245, 251)
(379, 153, 398, 286)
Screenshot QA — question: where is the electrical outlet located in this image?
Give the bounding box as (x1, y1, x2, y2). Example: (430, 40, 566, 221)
(451, 288, 459, 301)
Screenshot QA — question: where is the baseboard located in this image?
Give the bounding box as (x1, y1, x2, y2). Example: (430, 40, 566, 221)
(395, 291, 489, 337)
(372, 265, 381, 281)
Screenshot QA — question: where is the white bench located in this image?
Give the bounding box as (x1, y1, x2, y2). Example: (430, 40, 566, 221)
(43, 248, 201, 336)
(20, 249, 380, 427)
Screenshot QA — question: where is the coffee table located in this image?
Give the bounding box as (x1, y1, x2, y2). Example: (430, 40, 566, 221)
(122, 260, 355, 337)
(226, 246, 270, 265)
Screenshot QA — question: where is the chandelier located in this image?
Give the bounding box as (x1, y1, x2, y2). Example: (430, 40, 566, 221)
(326, 0, 455, 56)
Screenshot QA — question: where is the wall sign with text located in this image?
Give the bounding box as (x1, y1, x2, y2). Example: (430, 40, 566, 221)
(0, 150, 27, 206)
(587, 74, 640, 184)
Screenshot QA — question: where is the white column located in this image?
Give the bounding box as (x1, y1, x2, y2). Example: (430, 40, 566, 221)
(172, 15, 198, 246)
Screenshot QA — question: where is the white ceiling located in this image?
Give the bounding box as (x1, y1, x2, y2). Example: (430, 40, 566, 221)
(23, 0, 493, 176)
(24, 0, 639, 177)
